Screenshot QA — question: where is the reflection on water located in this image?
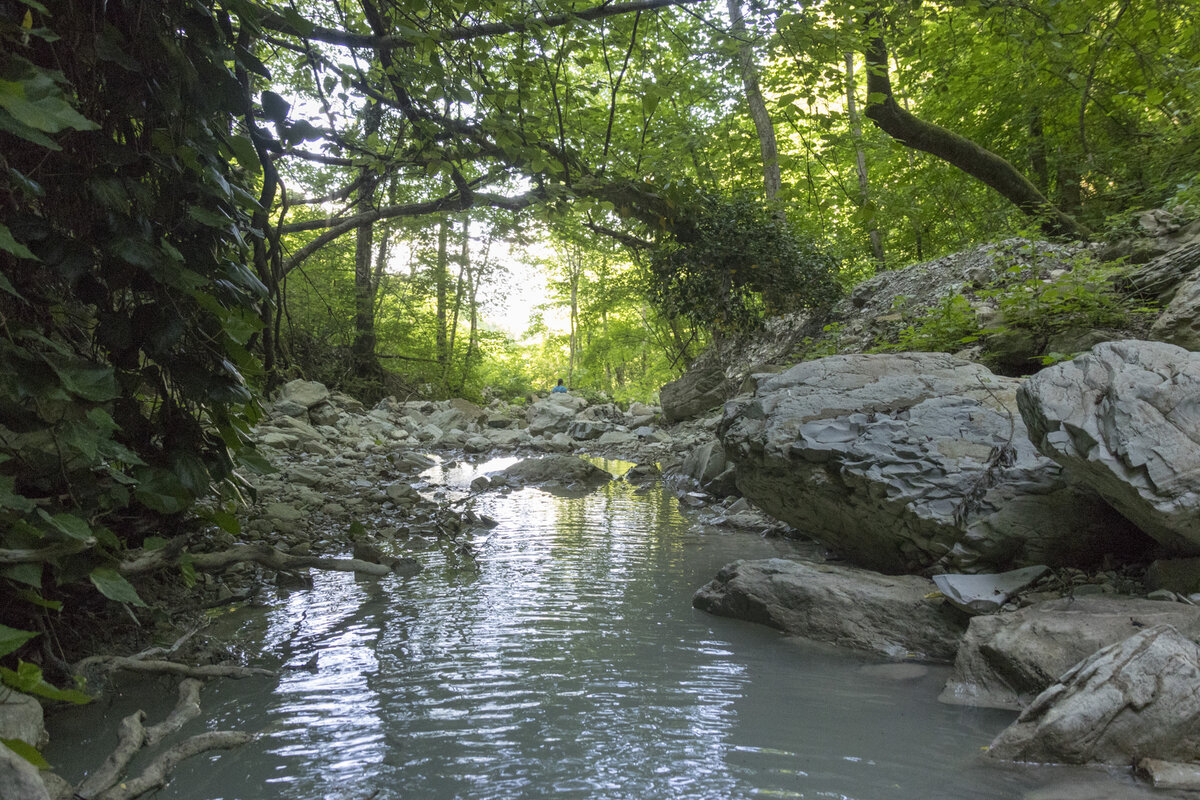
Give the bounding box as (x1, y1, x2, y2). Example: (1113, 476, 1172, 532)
(45, 458, 1155, 799)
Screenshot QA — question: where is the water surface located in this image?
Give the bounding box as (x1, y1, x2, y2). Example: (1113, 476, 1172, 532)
(47, 457, 1154, 798)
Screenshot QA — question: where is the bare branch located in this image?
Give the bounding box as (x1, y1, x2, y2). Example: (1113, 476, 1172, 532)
(119, 542, 404, 578)
(258, 0, 708, 51)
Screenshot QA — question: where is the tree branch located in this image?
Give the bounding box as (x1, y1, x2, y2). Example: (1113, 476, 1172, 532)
(258, 0, 708, 51)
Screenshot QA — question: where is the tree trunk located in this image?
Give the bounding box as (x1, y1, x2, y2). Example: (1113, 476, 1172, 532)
(726, 0, 781, 201)
(844, 52, 885, 265)
(435, 215, 450, 365)
(862, 13, 1089, 240)
(351, 103, 384, 379)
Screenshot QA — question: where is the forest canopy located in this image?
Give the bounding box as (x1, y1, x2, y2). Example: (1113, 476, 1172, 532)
(0, 0, 1197, 694)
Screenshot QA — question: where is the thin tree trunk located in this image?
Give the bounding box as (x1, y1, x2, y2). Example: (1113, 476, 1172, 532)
(435, 215, 450, 365)
(445, 214, 470, 381)
(351, 103, 384, 379)
(844, 52, 884, 265)
(862, 11, 1089, 240)
(727, 0, 780, 201)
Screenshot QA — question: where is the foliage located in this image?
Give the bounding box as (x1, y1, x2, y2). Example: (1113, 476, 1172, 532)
(881, 295, 981, 354)
(645, 195, 842, 335)
(0, 0, 266, 680)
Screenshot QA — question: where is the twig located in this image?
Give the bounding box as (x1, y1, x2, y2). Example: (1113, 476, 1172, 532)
(119, 543, 394, 577)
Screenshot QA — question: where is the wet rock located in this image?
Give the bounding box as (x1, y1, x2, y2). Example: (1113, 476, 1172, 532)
(660, 361, 732, 422)
(623, 463, 661, 484)
(721, 352, 1142, 574)
(491, 455, 613, 487)
(1018, 339, 1200, 555)
(385, 482, 419, 503)
(987, 625, 1200, 766)
(567, 420, 611, 440)
(677, 438, 738, 497)
(0, 691, 45, 748)
(464, 435, 492, 454)
(693, 558, 965, 662)
(596, 430, 636, 446)
(941, 596, 1200, 710)
(932, 566, 1050, 616)
(1135, 758, 1200, 791)
(487, 429, 527, 449)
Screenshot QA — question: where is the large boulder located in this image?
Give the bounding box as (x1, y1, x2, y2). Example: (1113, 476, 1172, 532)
(276, 379, 330, 410)
(660, 362, 732, 423)
(987, 625, 1200, 766)
(941, 595, 1200, 710)
(692, 558, 965, 662)
(490, 455, 613, 487)
(526, 394, 586, 436)
(1018, 340, 1200, 555)
(720, 353, 1144, 574)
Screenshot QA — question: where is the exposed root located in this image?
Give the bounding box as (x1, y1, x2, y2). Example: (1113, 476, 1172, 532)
(120, 542, 395, 577)
(92, 731, 254, 800)
(74, 656, 276, 680)
(65, 678, 254, 800)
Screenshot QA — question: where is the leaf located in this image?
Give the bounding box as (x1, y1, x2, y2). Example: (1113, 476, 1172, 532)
(133, 466, 191, 514)
(0, 223, 37, 260)
(260, 91, 290, 125)
(89, 567, 148, 608)
(0, 563, 42, 589)
(2, 738, 50, 770)
(0, 476, 37, 513)
(1, 661, 91, 704)
(36, 510, 93, 541)
(15, 589, 61, 611)
(142, 536, 169, 551)
(0, 624, 39, 658)
(42, 357, 118, 401)
(0, 76, 98, 134)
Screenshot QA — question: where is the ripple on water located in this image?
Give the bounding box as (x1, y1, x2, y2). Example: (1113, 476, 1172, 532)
(41, 459, 1155, 799)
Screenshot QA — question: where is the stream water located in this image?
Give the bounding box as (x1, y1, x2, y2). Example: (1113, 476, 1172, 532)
(47, 457, 1156, 799)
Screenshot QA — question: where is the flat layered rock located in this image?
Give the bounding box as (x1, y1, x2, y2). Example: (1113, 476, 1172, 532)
(720, 353, 1143, 574)
(693, 557, 965, 662)
(988, 625, 1200, 766)
(941, 595, 1200, 710)
(1018, 339, 1200, 555)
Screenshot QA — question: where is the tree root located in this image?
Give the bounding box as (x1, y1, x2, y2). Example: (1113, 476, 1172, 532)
(120, 542, 395, 577)
(74, 656, 276, 680)
(92, 731, 254, 800)
(65, 678, 253, 800)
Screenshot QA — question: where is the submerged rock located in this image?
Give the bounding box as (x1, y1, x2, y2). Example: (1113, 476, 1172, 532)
(720, 353, 1143, 574)
(987, 625, 1200, 766)
(1019, 339, 1200, 556)
(941, 595, 1200, 710)
(692, 558, 965, 662)
(491, 454, 613, 487)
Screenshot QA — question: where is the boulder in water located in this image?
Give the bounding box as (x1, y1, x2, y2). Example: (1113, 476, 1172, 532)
(693, 557, 965, 662)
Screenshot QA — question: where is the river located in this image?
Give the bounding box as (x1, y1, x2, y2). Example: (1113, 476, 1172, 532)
(46, 456, 1152, 798)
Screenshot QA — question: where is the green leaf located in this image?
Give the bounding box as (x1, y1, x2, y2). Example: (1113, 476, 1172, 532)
(0, 661, 91, 704)
(42, 357, 118, 402)
(88, 567, 148, 608)
(0, 625, 39, 658)
(179, 553, 196, 588)
(0, 223, 37, 260)
(1, 738, 50, 770)
(133, 467, 191, 514)
(36, 510, 93, 541)
(0, 76, 98, 134)
(261, 91, 290, 125)
(0, 476, 37, 513)
(142, 536, 169, 551)
(15, 589, 61, 611)
(0, 563, 42, 589)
